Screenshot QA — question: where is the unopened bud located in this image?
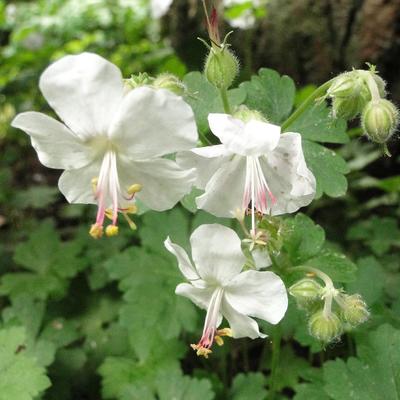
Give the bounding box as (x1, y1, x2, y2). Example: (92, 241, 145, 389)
(124, 72, 154, 92)
(328, 71, 365, 99)
(371, 73, 387, 98)
(332, 96, 366, 120)
(153, 73, 187, 96)
(308, 310, 343, 343)
(204, 46, 239, 90)
(289, 279, 323, 309)
(233, 105, 267, 123)
(361, 99, 399, 143)
(339, 294, 369, 326)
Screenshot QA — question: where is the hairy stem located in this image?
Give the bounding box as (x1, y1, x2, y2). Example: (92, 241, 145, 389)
(220, 87, 232, 114)
(281, 79, 335, 131)
(269, 325, 282, 398)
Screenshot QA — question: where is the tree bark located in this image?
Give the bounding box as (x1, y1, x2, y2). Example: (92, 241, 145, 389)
(165, 0, 400, 101)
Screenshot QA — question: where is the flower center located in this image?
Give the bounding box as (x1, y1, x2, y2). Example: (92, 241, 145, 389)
(243, 156, 276, 234)
(89, 150, 141, 239)
(191, 288, 232, 358)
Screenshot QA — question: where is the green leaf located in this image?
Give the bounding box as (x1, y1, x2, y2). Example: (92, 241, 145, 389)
(307, 248, 357, 283)
(347, 216, 400, 256)
(266, 346, 312, 391)
(295, 383, 330, 400)
(283, 213, 325, 265)
(0, 326, 51, 400)
(180, 187, 203, 213)
(1, 221, 87, 300)
(105, 248, 197, 361)
(183, 71, 246, 137)
(303, 140, 349, 198)
(140, 208, 190, 255)
(13, 186, 59, 209)
(230, 372, 268, 400)
(240, 68, 295, 124)
(99, 340, 184, 400)
(155, 369, 215, 400)
(286, 102, 348, 144)
(323, 324, 400, 400)
(346, 257, 385, 305)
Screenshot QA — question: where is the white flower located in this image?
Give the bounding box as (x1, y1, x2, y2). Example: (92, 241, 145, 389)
(178, 113, 316, 233)
(150, 0, 173, 18)
(165, 223, 288, 357)
(12, 52, 198, 237)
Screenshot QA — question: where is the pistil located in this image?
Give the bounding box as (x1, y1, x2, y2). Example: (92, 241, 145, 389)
(243, 156, 276, 234)
(191, 287, 225, 358)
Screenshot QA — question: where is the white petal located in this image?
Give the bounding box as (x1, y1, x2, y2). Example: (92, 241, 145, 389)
(252, 248, 272, 270)
(58, 161, 101, 204)
(110, 87, 198, 159)
(190, 224, 246, 285)
(118, 157, 195, 211)
(12, 112, 93, 170)
(164, 237, 199, 281)
(259, 132, 316, 215)
(39, 53, 124, 139)
(151, 0, 173, 18)
(175, 283, 215, 311)
(221, 296, 266, 339)
(196, 155, 247, 218)
(208, 114, 281, 157)
(225, 270, 288, 325)
(176, 145, 232, 189)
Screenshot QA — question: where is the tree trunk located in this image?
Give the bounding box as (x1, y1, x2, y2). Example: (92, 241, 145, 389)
(165, 0, 400, 100)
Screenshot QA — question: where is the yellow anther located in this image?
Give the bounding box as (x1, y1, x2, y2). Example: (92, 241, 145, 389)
(214, 336, 224, 346)
(125, 205, 138, 214)
(122, 213, 137, 230)
(89, 224, 103, 239)
(105, 208, 113, 220)
(216, 327, 233, 337)
(91, 177, 98, 193)
(190, 344, 212, 358)
(105, 225, 119, 237)
(232, 207, 245, 222)
(127, 183, 142, 195)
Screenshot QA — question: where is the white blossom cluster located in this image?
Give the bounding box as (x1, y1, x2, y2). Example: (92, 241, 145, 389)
(12, 52, 316, 357)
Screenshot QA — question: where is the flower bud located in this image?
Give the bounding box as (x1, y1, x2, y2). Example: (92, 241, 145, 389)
(361, 99, 399, 143)
(328, 71, 364, 99)
(204, 47, 239, 90)
(124, 72, 154, 92)
(289, 279, 323, 309)
(371, 73, 387, 98)
(339, 294, 369, 326)
(233, 105, 267, 123)
(153, 73, 187, 96)
(308, 310, 343, 343)
(332, 96, 366, 120)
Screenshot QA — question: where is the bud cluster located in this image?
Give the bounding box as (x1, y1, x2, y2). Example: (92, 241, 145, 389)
(124, 72, 187, 96)
(328, 66, 398, 148)
(289, 273, 369, 344)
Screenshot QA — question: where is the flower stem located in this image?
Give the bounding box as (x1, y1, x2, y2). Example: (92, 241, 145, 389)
(220, 87, 232, 114)
(288, 265, 334, 289)
(269, 325, 281, 399)
(281, 79, 335, 131)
